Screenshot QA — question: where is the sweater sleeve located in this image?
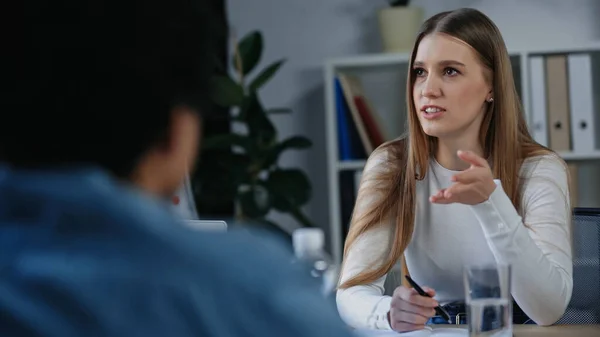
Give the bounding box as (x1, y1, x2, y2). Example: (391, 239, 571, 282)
(335, 148, 396, 330)
(336, 225, 394, 330)
(469, 154, 573, 326)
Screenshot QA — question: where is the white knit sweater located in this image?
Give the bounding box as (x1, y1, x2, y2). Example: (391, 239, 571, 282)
(336, 152, 573, 329)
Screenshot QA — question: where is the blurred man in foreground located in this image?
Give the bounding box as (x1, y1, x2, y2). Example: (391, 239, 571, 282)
(0, 1, 353, 336)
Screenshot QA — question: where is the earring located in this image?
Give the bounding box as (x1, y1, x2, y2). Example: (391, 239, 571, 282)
(487, 97, 494, 103)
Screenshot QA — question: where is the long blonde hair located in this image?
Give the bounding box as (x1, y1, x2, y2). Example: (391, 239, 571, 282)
(339, 8, 556, 289)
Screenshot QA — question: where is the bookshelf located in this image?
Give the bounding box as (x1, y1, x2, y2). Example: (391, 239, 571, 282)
(324, 41, 600, 267)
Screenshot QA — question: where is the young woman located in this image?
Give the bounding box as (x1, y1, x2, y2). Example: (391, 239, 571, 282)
(336, 8, 573, 333)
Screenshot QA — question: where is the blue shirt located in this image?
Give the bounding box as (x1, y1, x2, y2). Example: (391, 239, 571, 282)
(0, 167, 353, 337)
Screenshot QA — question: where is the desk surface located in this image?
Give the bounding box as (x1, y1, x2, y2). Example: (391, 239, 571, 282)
(434, 324, 600, 336)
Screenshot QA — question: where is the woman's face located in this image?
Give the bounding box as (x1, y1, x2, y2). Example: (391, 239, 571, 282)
(412, 33, 493, 141)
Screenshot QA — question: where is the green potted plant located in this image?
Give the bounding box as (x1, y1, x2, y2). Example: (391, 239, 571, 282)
(378, 0, 424, 53)
(196, 30, 315, 229)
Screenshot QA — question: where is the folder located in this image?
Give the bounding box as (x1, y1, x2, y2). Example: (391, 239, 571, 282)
(528, 56, 548, 146)
(545, 54, 572, 152)
(567, 53, 598, 153)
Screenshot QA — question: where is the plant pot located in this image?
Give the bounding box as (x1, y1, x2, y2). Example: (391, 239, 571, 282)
(377, 6, 424, 53)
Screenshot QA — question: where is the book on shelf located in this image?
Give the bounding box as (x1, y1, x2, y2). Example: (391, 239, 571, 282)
(334, 73, 387, 161)
(335, 77, 366, 161)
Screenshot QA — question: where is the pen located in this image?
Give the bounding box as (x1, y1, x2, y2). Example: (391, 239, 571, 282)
(404, 275, 452, 324)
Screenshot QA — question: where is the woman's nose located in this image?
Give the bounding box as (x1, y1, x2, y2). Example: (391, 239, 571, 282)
(421, 75, 442, 98)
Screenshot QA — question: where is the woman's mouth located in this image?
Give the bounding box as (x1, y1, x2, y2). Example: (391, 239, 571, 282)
(421, 106, 446, 119)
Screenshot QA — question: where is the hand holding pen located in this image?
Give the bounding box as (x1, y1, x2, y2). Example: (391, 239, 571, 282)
(404, 275, 451, 324)
(387, 276, 449, 332)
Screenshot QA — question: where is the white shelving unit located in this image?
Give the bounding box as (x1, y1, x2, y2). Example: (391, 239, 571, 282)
(324, 41, 600, 266)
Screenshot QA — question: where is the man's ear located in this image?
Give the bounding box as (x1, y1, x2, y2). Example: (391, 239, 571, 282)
(158, 106, 201, 194)
(129, 106, 201, 196)
(165, 106, 200, 149)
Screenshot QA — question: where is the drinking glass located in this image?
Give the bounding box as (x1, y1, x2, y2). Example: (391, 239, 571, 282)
(464, 263, 512, 337)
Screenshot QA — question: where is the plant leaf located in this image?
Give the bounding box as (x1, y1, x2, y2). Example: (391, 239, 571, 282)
(267, 108, 292, 114)
(240, 94, 277, 146)
(238, 183, 271, 218)
(249, 59, 286, 92)
(279, 135, 312, 149)
(210, 75, 244, 107)
(190, 162, 236, 210)
(233, 31, 263, 76)
(202, 152, 254, 189)
(191, 152, 253, 210)
(265, 168, 312, 211)
(262, 136, 312, 168)
(202, 134, 244, 149)
(202, 133, 257, 156)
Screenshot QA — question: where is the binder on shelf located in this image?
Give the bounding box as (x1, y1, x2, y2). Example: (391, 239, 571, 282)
(338, 74, 373, 153)
(335, 78, 366, 161)
(355, 97, 386, 147)
(529, 56, 548, 147)
(567, 53, 600, 153)
(545, 54, 572, 152)
(337, 73, 386, 153)
(568, 163, 579, 208)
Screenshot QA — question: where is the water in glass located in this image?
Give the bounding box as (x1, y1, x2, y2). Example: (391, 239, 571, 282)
(464, 263, 512, 337)
(467, 298, 511, 337)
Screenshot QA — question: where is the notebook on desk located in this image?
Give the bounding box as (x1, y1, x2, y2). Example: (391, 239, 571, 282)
(354, 327, 467, 337)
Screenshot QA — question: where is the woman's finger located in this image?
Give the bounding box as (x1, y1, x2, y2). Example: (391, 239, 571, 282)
(399, 288, 439, 308)
(390, 321, 426, 333)
(394, 310, 431, 325)
(422, 286, 436, 297)
(443, 183, 471, 199)
(451, 169, 481, 184)
(430, 189, 449, 203)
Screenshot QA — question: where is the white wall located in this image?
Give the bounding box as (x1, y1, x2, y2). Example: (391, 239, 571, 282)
(416, 0, 600, 50)
(226, 0, 600, 247)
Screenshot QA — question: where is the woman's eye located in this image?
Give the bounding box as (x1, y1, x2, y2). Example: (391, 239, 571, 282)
(444, 67, 459, 76)
(413, 68, 425, 76)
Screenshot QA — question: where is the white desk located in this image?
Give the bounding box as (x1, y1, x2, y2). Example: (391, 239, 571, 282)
(434, 324, 600, 336)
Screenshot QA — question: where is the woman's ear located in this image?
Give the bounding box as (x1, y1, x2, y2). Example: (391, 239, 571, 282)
(486, 90, 494, 103)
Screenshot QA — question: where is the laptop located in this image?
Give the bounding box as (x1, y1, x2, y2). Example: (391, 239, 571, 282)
(181, 219, 228, 232)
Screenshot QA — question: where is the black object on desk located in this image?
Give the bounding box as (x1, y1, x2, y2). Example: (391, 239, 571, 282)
(404, 275, 452, 324)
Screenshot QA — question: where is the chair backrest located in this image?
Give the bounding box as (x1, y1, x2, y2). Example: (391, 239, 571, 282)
(555, 207, 600, 324)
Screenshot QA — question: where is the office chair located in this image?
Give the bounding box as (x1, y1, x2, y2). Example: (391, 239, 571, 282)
(555, 207, 600, 324)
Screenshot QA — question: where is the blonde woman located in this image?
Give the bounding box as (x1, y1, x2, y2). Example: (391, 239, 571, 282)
(336, 8, 573, 333)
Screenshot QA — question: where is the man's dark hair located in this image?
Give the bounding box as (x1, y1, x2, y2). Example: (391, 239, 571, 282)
(2, 0, 218, 177)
